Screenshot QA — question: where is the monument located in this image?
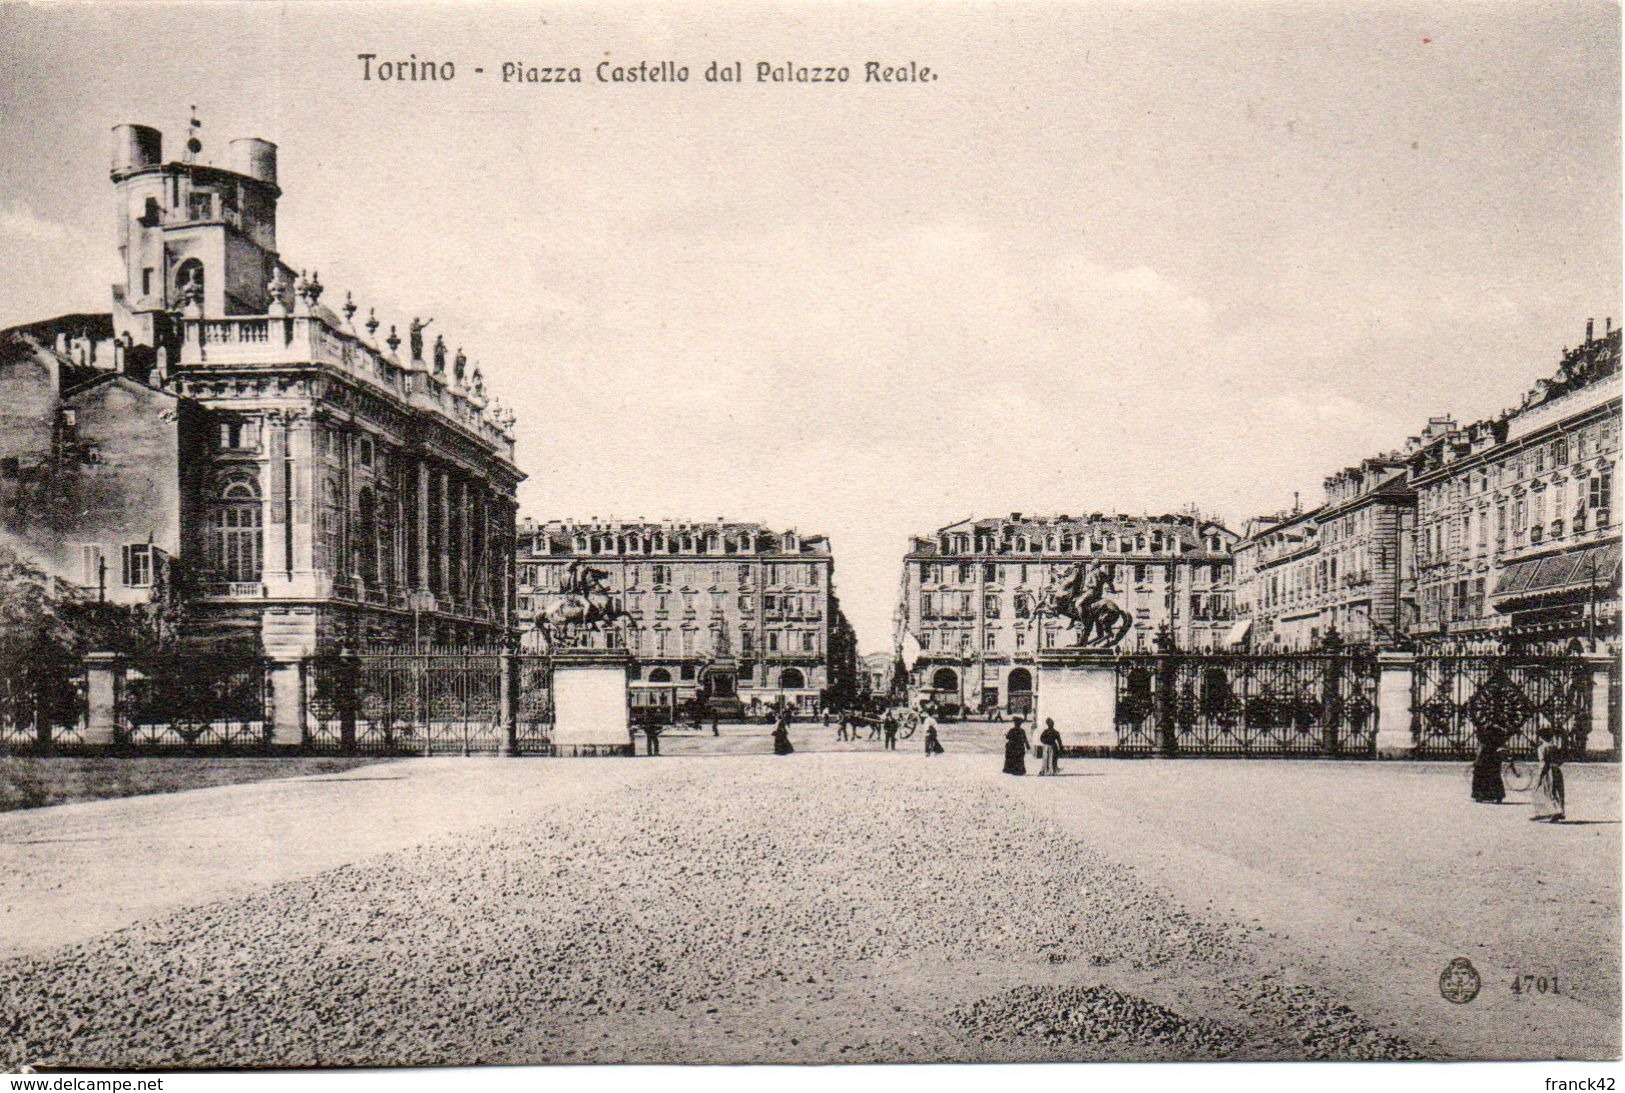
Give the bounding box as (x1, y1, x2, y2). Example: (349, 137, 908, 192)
(1025, 561, 1132, 754)
(537, 561, 639, 756)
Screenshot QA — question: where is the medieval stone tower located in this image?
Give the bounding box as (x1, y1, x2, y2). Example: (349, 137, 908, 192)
(109, 120, 282, 350)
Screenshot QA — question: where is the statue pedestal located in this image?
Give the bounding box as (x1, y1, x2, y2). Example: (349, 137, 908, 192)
(552, 648, 635, 757)
(1036, 650, 1118, 755)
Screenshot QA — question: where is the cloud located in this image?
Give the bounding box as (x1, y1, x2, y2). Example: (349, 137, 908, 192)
(0, 201, 70, 244)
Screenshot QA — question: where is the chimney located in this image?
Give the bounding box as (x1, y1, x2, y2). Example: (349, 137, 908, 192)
(1587, 318, 1595, 343)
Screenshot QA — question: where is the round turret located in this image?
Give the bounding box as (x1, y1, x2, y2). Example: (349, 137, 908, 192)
(227, 138, 278, 186)
(110, 124, 162, 178)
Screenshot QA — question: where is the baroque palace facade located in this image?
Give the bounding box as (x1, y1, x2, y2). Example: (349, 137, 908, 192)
(514, 518, 858, 716)
(895, 513, 1238, 714)
(0, 121, 522, 656)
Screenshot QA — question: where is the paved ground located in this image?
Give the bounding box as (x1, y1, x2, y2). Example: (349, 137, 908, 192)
(0, 747, 1615, 1067)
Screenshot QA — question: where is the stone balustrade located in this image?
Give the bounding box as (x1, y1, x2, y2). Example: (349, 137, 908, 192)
(179, 313, 516, 461)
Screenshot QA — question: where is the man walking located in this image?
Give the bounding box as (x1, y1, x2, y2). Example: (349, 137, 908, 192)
(883, 712, 898, 751)
(644, 722, 662, 757)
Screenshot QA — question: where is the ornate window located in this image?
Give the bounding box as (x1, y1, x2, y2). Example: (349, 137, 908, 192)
(210, 476, 262, 583)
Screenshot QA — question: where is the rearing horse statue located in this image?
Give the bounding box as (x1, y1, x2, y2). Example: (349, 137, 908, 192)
(1022, 561, 1133, 649)
(533, 561, 639, 651)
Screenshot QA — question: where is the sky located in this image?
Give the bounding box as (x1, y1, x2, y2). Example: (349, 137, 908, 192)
(0, 0, 1618, 652)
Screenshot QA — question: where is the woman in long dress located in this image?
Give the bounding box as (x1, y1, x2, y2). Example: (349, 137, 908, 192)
(772, 711, 795, 755)
(1530, 730, 1565, 822)
(1470, 725, 1507, 803)
(1002, 722, 1028, 775)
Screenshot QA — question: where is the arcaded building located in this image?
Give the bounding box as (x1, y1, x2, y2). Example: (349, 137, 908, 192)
(0, 121, 522, 655)
(515, 518, 857, 716)
(896, 513, 1238, 714)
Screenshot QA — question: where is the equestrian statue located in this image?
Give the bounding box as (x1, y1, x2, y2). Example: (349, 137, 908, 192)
(1019, 560, 1133, 649)
(533, 561, 639, 651)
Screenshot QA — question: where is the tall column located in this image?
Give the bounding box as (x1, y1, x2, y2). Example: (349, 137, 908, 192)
(437, 467, 451, 602)
(461, 474, 474, 604)
(287, 413, 316, 591)
(416, 457, 431, 597)
(265, 411, 288, 585)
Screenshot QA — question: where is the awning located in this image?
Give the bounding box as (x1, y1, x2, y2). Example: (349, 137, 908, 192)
(1492, 541, 1621, 606)
(1224, 620, 1253, 647)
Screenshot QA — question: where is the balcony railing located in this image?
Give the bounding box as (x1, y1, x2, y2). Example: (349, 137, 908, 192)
(204, 581, 265, 599)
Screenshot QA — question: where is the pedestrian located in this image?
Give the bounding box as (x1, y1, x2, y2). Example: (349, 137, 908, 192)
(1530, 729, 1566, 823)
(1039, 718, 1062, 776)
(1470, 724, 1507, 803)
(1002, 720, 1029, 776)
(644, 722, 662, 757)
(837, 711, 851, 742)
(883, 713, 898, 750)
(923, 722, 944, 756)
(772, 714, 795, 756)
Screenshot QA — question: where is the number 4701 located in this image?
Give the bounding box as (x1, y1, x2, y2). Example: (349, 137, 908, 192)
(1511, 975, 1560, 995)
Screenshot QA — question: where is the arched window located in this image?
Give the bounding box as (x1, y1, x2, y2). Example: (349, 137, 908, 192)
(931, 667, 959, 692)
(210, 477, 262, 583)
(648, 667, 672, 684)
(779, 667, 806, 690)
(175, 258, 205, 303)
(1006, 668, 1033, 695)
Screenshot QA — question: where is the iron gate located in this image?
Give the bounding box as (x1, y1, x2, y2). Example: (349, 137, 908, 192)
(1114, 653, 1379, 757)
(1411, 654, 1593, 759)
(303, 648, 554, 755)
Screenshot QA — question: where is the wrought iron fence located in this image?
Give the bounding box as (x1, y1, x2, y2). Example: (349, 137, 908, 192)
(122, 654, 272, 749)
(0, 657, 86, 750)
(514, 654, 554, 754)
(303, 647, 553, 756)
(1114, 652, 1379, 757)
(1411, 654, 1594, 759)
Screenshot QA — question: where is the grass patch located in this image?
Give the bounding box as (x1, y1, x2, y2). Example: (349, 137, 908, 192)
(0, 756, 398, 812)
